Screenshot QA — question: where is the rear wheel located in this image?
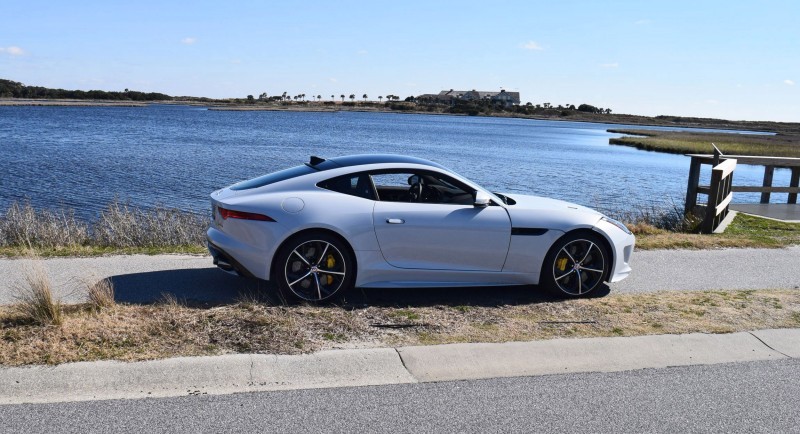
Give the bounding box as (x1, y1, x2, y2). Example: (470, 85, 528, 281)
(275, 233, 354, 302)
(541, 232, 609, 297)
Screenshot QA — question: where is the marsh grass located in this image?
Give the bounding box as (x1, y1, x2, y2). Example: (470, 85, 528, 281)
(608, 129, 800, 157)
(1, 289, 798, 366)
(0, 200, 206, 256)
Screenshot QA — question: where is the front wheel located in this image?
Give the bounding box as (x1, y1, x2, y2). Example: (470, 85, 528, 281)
(275, 233, 355, 302)
(541, 232, 610, 297)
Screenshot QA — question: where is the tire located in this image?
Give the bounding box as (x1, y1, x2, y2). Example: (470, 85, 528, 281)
(540, 232, 610, 298)
(274, 232, 355, 303)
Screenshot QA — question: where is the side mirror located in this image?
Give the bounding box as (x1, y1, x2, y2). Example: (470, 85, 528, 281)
(474, 191, 491, 207)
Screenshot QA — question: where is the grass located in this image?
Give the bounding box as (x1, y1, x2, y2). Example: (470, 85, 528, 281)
(0, 200, 797, 257)
(1, 288, 798, 366)
(10, 259, 62, 326)
(0, 200, 207, 257)
(608, 129, 800, 157)
(87, 278, 115, 311)
(634, 213, 800, 250)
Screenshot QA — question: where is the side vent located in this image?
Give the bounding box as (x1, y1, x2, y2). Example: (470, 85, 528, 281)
(309, 155, 326, 166)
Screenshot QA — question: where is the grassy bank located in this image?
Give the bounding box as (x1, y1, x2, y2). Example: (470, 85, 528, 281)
(0, 201, 207, 257)
(1, 201, 798, 257)
(632, 213, 800, 250)
(608, 129, 800, 157)
(2, 288, 798, 366)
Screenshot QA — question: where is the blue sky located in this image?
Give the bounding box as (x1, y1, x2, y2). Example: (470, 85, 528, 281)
(1, 1, 798, 121)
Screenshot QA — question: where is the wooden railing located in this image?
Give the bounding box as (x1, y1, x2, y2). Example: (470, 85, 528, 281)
(684, 147, 800, 233)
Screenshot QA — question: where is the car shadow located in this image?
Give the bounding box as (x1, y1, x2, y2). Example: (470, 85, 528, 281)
(109, 268, 610, 308)
(110, 269, 275, 307)
(340, 282, 611, 308)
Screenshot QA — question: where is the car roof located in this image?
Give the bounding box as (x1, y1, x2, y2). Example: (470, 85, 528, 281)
(310, 154, 447, 171)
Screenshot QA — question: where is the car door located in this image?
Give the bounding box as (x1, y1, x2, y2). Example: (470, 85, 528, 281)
(371, 171, 511, 271)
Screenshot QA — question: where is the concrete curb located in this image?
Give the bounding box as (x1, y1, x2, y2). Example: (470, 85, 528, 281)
(1, 329, 797, 405)
(0, 349, 415, 405)
(396, 331, 790, 382)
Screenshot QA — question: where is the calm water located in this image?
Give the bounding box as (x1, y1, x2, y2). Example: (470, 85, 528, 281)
(0, 105, 791, 220)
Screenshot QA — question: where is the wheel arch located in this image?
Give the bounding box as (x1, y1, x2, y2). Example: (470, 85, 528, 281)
(548, 227, 615, 283)
(270, 227, 358, 282)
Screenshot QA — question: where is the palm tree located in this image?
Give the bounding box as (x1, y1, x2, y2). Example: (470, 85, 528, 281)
(331, 94, 335, 101)
(378, 96, 383, 102)
(362, 93, 368, 102)
(340, 94, 345, 102)
(317, 94, 321, 102)
(282, 92, 287, 102)
(349, 94, 355, 102)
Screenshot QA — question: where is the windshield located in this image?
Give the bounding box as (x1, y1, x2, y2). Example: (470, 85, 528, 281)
(442, 168, 506, 205)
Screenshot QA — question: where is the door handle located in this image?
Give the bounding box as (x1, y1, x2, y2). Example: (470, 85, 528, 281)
(386, 218, 405, 224)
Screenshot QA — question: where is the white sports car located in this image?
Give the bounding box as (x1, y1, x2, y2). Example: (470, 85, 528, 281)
(207, 154, 634, 302)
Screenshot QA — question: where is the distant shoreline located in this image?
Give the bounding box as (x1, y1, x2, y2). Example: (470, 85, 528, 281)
(0, 98, 148, 107)
(2, 98, 798, 134)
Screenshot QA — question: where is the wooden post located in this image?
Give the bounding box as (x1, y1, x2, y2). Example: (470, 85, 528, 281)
(703, 163, 723, 233)
(684, 157, 702, 216)
(789, 167, 800, 204)
(761, 166, 775, 204)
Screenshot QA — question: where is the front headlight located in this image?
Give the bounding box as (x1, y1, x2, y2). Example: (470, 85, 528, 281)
(601, 217, 632, 235)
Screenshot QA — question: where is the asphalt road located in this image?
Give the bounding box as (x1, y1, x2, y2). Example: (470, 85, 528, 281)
(2, 359, 798, 433)
(1, 246, 799, 305)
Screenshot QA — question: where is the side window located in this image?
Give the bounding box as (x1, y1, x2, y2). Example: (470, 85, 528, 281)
(318, 173, 376, 200)
(371, 171, 475, 205)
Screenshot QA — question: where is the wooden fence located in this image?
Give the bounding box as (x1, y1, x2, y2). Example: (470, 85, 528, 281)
(684, 147, 800, 233)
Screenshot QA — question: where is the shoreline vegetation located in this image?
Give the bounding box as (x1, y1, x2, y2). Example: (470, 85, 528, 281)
(4, 78, 800, 135)
(608, 129, 800, 157)
(4, 96, 800, 135)
(1, 201, 798, 258)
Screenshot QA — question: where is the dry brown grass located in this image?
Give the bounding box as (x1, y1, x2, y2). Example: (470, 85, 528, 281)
(1, 289, 798, 366)
(10, 260, 63, 326)
(0, 200, 207, 257)
(87, 278, 115, 311)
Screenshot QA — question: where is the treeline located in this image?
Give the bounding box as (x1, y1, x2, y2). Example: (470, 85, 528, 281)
(0, 79, 172, 101)
(406, 99, 612, 117)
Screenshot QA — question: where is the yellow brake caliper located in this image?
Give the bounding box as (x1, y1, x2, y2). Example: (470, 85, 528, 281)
(325, 254, 336, 285)
(556, 257, 568, 272)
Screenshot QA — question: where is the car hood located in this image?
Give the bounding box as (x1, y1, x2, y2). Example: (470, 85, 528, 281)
(500, 193, 604, 231)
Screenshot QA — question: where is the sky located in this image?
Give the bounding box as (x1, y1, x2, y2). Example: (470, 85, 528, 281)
(1, 0, 798, 122)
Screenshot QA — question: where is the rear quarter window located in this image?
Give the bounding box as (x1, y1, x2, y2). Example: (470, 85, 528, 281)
(318, 173, 376, 200)
(230, 165, 314, 191)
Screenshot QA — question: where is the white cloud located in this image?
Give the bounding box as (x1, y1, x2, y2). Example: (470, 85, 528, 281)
(329, 78, 338, 83)
(181, 37, 196, 45)
(785, 79, 795, 86)
(705, 99, 719, 105)
(0, 46, 25, 56)
(600, 62, 619, 68)
(521, 41, 544, 51)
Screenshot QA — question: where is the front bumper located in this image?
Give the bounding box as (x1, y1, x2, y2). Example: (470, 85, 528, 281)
(593, 220, 635, 283)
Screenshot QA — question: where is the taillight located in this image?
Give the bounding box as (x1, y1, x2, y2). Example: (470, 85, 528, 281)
(218, 206, 275, 222)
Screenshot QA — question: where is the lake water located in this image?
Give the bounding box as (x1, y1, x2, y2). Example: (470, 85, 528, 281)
(0, 104, 792, 220)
